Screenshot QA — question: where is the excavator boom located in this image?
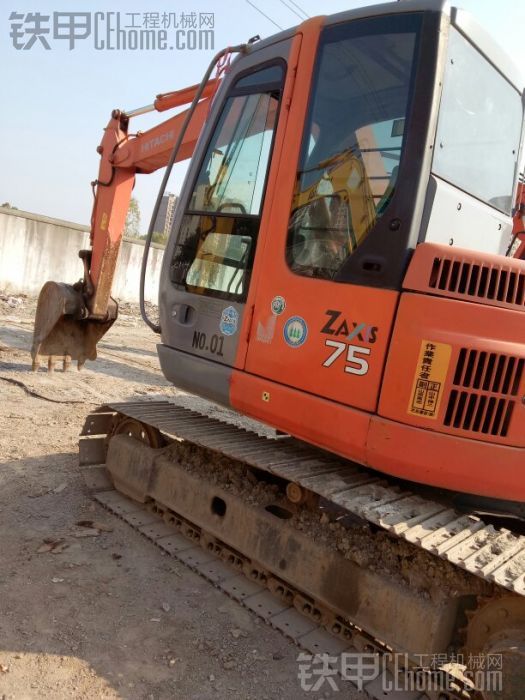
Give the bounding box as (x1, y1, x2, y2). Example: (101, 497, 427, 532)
(31, 80, 216, 369)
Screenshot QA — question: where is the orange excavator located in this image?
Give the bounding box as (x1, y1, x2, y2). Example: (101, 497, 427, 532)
(31, 1, 525, 696)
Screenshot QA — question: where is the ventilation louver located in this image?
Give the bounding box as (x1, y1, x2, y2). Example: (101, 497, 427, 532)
(444, 349, 523, 437)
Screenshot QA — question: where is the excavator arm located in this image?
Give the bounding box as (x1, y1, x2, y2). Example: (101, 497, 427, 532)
(31, 80, 217, 370)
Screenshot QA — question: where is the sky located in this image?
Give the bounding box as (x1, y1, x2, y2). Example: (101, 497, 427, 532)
(2, 0, 525, 233)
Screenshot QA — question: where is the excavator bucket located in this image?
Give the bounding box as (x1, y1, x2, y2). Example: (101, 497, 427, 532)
(31, 281, 116, 371)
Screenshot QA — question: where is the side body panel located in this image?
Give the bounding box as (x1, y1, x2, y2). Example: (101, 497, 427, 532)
(158, 34, 297, 404)
(420, 176, 514, 255)
(243, 279, 398, 414)
(379, 293, 525, 448)
(367, 416, 525, 500)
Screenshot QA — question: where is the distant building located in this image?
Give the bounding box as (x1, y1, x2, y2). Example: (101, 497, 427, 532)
(153, 192, 178, 237)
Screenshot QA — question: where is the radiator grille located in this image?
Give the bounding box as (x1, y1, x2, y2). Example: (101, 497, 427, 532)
(429, 256, 525, 308)
(444, 349, 524, 437)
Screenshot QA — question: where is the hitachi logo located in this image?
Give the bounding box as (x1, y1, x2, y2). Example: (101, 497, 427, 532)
(141, 131, 174, 153)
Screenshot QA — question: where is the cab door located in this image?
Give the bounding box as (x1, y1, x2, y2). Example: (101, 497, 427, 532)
(158, 43, 290, 378)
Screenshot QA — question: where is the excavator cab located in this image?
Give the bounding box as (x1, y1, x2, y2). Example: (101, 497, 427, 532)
(157, 0, 524, 454)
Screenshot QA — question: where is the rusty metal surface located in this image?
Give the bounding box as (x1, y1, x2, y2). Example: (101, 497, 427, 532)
(83, 400, 525, 597)
(92, 482, 471, 700)
(104, 433, 461, 656)
(463, 596, 525, 700)
(31, 281, 116, 370)
(79, 437, 107, 466)
(80, 412, 115, 436)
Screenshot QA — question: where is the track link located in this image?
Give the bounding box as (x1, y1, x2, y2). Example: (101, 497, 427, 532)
(79, 400, 525, 699)
(81, 401, 525, 597)
(93, 481, 476, 700)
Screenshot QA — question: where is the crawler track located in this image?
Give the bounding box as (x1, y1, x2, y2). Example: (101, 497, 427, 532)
(79, 400, 525, 700)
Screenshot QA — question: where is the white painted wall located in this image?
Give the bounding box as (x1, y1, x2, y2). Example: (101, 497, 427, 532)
(0, 207, 164, 303)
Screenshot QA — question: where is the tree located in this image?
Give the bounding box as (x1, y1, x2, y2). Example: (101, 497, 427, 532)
(1, 202, 17, 209)
(151, 231, 169, 246)
(124, 197, 141, 238)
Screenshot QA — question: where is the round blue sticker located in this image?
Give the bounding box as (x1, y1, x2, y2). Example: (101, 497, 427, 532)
(283, 316, 308, 348)
(219, 306, 239, 336)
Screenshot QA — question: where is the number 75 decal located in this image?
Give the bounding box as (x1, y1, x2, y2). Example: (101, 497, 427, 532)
(322, 339, 371, 376)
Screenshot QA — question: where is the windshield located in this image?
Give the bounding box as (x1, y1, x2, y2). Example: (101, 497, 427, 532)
(287, 13, 421, 280)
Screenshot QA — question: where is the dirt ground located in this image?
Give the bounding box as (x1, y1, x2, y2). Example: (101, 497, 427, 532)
(0, 293, 353, 700)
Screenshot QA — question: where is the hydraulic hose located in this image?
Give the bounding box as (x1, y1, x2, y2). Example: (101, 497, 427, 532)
(140, 43, 247, 334)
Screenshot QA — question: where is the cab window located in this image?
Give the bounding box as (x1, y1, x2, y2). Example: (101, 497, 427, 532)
(432, 28, 522, 214)
(170, 64, 284, 300)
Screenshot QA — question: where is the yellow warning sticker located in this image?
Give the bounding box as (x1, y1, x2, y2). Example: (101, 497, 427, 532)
(408, 340, 452, 419)
(100, 212, 108, 231)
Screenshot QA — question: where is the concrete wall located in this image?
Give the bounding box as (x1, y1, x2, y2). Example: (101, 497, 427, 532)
(0, 207, 165, 303)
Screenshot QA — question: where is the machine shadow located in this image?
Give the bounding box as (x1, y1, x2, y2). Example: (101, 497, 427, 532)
(86, 355, 171, 387)
(100, 342, 158, 358)
(0, 451, 189, 698)
(0, 347, 170, 388)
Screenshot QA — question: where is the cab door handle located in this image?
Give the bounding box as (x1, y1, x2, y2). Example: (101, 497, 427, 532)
(172, 304, 195, 325)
